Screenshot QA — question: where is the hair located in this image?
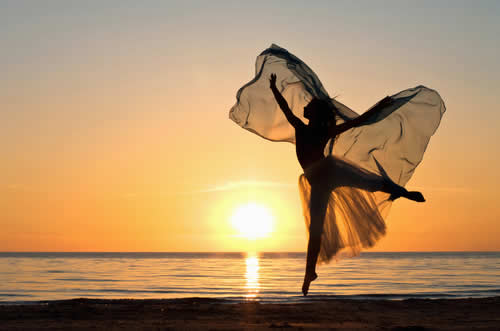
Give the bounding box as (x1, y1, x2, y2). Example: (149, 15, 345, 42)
(308, 98, 337, 127)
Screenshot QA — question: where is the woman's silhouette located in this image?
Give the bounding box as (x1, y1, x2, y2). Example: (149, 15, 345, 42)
(269, 73, 425, 295)
(229, 44, 445, 297)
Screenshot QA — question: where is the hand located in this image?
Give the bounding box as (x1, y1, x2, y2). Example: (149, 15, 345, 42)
(269, 73, 277, 88)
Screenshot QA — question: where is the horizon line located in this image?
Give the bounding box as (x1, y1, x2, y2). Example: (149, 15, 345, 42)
(0, 250, 499, 254)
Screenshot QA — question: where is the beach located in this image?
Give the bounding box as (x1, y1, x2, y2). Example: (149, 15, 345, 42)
(1, 297, 499, 330)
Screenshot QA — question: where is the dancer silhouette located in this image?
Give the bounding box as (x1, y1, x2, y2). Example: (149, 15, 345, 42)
(229, 45, 445, 297)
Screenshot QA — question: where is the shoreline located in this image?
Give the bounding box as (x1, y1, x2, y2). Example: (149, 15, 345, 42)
(1, 296, 499, 330)
(1, 293, 499, 305)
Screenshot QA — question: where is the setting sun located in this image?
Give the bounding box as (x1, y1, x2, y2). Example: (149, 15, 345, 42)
(230, 203, 274, 239)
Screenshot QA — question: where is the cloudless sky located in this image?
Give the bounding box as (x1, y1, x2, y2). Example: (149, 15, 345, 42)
(1, 0, 499, 251)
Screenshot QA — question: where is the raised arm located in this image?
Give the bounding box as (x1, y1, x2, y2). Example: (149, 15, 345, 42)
(269, 74, 305, 129)
(333, 96, 393, 135)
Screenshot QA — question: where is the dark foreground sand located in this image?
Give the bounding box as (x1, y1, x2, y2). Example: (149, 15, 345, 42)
(1, 297, 499, 330)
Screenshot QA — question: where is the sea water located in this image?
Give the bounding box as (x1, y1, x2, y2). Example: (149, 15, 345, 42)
(1, 252, 499, 303)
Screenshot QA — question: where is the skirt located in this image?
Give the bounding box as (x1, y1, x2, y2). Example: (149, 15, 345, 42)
(298, 155, 396, 263)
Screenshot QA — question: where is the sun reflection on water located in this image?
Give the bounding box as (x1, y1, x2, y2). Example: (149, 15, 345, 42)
(244, 253, 260, 299)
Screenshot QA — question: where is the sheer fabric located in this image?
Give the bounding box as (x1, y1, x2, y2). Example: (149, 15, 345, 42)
(298, 155, 401, 262)
(229, 44, 445, 262)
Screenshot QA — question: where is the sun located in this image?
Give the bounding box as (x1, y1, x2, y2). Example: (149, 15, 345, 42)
(230, 203, 274, 239)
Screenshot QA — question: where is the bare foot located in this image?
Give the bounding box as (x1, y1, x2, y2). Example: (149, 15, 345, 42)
(302, 272, 318, 296)
(390, 190, 425, 203)
(406, 191, 425, 202)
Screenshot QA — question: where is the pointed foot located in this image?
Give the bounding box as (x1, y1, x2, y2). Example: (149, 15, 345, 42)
(302, 272, 318, 296)
(407, 191, 425, 202)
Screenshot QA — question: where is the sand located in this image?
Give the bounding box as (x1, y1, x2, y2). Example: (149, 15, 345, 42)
(1, 297, 499, 330)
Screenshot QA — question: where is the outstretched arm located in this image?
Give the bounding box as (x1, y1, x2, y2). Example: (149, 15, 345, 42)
(269, 74, 305, 129)
(334, 96, 393, 135)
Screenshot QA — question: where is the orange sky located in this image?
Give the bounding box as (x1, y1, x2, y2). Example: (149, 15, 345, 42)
(1, 2, 499, 251)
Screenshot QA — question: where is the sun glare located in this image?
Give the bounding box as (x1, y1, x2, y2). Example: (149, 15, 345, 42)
(230, 203, 274, 239)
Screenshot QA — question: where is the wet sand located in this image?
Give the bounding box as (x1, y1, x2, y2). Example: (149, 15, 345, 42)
(1, 297, 499, 330)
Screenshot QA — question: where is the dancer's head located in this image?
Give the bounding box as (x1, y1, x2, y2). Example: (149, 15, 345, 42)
(304, 98, 336, 126)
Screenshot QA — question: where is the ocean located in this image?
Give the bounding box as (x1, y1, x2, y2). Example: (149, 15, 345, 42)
(1, 252, 499, 303)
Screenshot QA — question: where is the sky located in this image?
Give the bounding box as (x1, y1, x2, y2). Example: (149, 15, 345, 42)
(1, 0, 499, 252)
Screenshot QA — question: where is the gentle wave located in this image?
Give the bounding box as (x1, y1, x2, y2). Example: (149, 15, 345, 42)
(1, 252, 499, 303)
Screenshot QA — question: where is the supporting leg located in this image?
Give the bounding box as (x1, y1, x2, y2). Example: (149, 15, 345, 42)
(302, 184, 330, 296)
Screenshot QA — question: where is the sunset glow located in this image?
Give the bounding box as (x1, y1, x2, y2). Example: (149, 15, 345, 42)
(1, 2, 499, 253)
(230, 203, 274, 240)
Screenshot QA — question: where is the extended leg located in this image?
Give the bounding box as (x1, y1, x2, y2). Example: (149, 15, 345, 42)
(335, 161, 425, 202)
(302, 184, 330, 296)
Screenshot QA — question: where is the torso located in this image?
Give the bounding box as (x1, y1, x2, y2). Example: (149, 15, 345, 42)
(295, 124, 333, 170)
